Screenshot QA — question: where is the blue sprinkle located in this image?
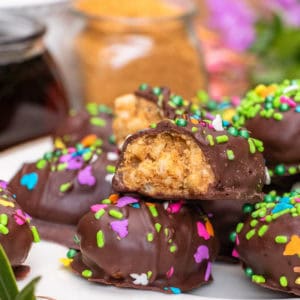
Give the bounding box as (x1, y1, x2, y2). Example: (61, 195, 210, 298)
(192, 114, 201, 120)
(170, 287, 182, 294)
(296, 106, 300, 113)
(271, 202, 293, 214)
(281, 197, 291, 203)
(218, 102, 231, 110)
(222, 120, 230, 127)
(131, 203, 140, 208)
(20, 173, 39, 191)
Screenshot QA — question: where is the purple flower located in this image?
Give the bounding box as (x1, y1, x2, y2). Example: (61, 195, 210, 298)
(206, 0, 256, 51)
(266, 0, 300, 27)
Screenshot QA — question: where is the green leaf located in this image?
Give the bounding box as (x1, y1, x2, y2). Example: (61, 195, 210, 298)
(15, 277, 40, 300)
(0, 244, 18, 300)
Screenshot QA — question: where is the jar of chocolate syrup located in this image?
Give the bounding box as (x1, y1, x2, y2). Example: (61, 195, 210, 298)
(0, 13, 69, 150)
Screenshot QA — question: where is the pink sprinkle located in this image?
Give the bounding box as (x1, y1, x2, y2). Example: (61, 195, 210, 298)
(280, 96, 296, 107)
(110, 219, 128, 238)
(166, 266, 174, 279)
(295, 198, 300, 203)
(204, 262, 212, 281)
(231, 96, 241, 107)
(194, 245, 209, 263)
(236, 235, 240, 246)
(197, 222, 210, 240)
(167, 202, 182, 214)
(14, 209, 31, 225)
(232, 248, 239, 258)
(116, 196, 138, 208)
(90, 204, 108, 212)
(77, 166, 96, 186)
(260, 217, 266, 221)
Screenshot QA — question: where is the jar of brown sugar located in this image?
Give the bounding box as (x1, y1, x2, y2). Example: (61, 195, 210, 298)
(74, 0, 207, 106)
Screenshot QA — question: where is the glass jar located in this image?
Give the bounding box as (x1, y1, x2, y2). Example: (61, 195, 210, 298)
(0, 13, 69, 150)
(74, 0, 207, 106)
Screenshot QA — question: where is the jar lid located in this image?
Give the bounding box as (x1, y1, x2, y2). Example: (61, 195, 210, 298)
(0, 13, 45, 46)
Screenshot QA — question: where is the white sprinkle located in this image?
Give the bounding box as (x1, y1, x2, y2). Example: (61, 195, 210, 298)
(283, 85, 299, 94)
(91, 154, 98, 164)
(212, 114, 224, 131)
(107, 152, 119, 161)
(105, 174, 114, 183)
(163, 202, 168, 210)
(265, 167, 271, 185)
(130, 273, 149, 286)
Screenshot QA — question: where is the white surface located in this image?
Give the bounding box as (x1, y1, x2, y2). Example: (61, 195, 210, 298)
(0, 138, 296, 300)
(0, 0, 68, 8)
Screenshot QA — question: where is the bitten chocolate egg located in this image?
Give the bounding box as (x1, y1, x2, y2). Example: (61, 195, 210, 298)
(233, 80, 300, 191)
(69, 195, 218, 293)
(113, 84, 205, 147)
(234, 191, 300, 296)
(0, 181, 38, 274)
(53, 103, 116, 151)
(113, 117, 266, 201)
(9, 147, 119, 247)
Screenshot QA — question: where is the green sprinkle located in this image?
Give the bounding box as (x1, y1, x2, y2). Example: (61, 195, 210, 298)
(216, 135, 229, 144)
(155, 223, 161, 232)
(274, 164, 286, 176)
(275, 235, 288, 243)
(153, 87, 161, 95)
(109, 134, 116, 145)
(96, 230, 105, 248)
(147, 271, 152, 279)
(248, 138, 256, 154)
(171, 95, 183, 107)
(228, 127, 239, 136)
(67, 248, 77, 259)
(73, 235, 80, 244)
(149, 206, 158, 217)
(90, 117, 106, 127)
(246, 229, 256, 240)
(0, 214, 8, 226)
(109, 209, 123, 219)
(273, 112, 283, 121)
(95, 209, 105, 220)
(86, 103, 99, 115)
(206, 134, 214, 146)
(57, 163, 67, 171)
(60, 182, 72, 193)
(236, 222, 244, 233)
(83, 151, 93, 162)
(226, 149, 235, 160)
(164, 228, 169, 237)
(36, 159, 47, 170)
(0, 224, 8, 235)
(258, 225, 269, 237)
(191, 126, 198, 133)
(252, 275, 266, 284)
(288, 166, 297, 175)
(106, 165, 116, 174)
(102, 199, 111, 204)
(243, 203, 254, 214)
(31, 226, 40, 242)
(170, 245, 177, 253)
(147, 233, 154, 242)
(245, 267, 254, 277)
(99, 104, 112, 114)
(175, 118, 187, 127)
(139, 83, 148, 91)
(250, 220, 258, 228)
(279, 276, 288, 287)
(150, 123, 157, 129)
(82, 269, 92, 278)
(229, 231, 237, 243)
(239, 129, 250, 139)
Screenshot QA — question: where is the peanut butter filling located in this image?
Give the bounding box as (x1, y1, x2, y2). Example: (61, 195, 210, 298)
(118, 132, 215, 197)
(113, 94, 163, 146)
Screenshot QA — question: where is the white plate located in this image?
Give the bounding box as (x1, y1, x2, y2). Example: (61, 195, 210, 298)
(0, 138, 296, 300)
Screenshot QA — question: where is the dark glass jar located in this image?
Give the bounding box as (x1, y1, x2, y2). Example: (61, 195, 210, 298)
(0, 13, 69, 150)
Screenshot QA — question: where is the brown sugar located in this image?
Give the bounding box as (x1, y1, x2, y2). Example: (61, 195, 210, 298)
(74, 0, 207, 107)
(117, 132, 215, 198)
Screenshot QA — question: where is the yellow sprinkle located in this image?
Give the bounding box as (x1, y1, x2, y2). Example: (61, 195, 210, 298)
(295, 277, 300, 285)
(0, 199, 14, 207)
(60, 257, 73, 267)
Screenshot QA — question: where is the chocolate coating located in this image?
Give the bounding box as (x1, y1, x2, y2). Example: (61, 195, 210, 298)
(233, 80, 300, 181)
(0, 181, 34, 267)
(113, 118, 265, 201)
(9, 147, 119, 246)
(53, 103, 116, 152)
(70, 195, 218, 293)
(234, 191, 300, 296)
(199, 198, 257, 260)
